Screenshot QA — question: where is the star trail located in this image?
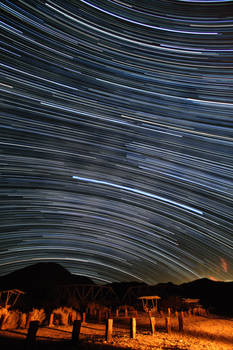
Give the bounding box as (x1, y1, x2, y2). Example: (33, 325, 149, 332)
(0, 0, 233, 285)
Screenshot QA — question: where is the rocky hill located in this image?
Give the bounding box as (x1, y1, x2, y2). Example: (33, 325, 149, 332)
(0, 262, 94, 291)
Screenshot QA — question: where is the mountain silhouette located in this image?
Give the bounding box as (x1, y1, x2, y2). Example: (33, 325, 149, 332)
(0, 264, 232, 315)
(149, 278, 233, 315)
(0, 262, 94, 291)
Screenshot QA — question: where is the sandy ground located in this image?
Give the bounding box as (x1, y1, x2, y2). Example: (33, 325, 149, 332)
(0, 314, 232, 350)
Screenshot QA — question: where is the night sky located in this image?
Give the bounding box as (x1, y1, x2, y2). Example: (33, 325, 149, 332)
(1, 0, 233, 285)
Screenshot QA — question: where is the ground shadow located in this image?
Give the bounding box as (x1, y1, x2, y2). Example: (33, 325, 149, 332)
(46, 326, 72, 334)
(0, 334, 190, 350)
(0, 335, 136, 350)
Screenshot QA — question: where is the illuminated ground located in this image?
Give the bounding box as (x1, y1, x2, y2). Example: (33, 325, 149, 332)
(0, 313, 232, 350)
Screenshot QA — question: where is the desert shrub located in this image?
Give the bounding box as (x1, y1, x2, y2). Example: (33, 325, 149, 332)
(2, 310, 20, 329)
(30, 308, 46, 324)
(69, 308, 77, 323)
(0, 308, 46, 329)
(18, 312, 27, 328)
(53, 307, 74, 325)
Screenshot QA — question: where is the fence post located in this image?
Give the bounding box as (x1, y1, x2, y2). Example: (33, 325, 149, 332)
(178, 311, 184, 332)
(72, 319, 82, 343)
(165, 317, 171, 333)
(82, 312, 86, 324)
(89, 305, 93, 316)
(105, 318, 113, 342)
(124, 306, 128, 318)
(97, 309, 102, 323)
(0, 314, 7, 330)
(25, 312, 33, 329)
(150, 316, 156, 335)
(115, 308, 119, 318)
(49, 313, 54, 327)
(130, 317, 136, 339)
(25, 320, 39, 349)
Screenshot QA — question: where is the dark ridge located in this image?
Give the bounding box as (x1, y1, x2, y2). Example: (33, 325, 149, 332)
(0, 264, 232, 315)
(0, 262, 94, 291)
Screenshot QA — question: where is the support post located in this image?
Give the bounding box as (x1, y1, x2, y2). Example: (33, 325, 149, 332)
(130, 317, 136, 339)
(82, 312, 86, 324)
(178, 312, 184, 332)
(89, 305, 93, 316)
(49, 313, 54, 327)
(97, 309, 102, 323)
(0, 314, 7, 330)
(165, 317, 171, 333)
(124, 306, 128, 318)
(25, 312, 33, 329)
(150, 316, 156, 335)
(105, 318, 113, 342)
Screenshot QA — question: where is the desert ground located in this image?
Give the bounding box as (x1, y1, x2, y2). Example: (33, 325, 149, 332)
(0, 312, 232, 350)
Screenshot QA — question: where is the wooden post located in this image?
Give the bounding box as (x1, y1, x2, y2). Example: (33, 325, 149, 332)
(25, 312, 33, 329)
(178, 312, 184, 332)
(97, 309, 102, 323)
(150, 316, 156, 335)
(168, 308, 171, 317)
(49, 313, 54, 327)
(25, 321, 39, 349)
(0, 314, 7, 330)
(82, 312, 86, 323)
(165, 317, 171, 333)
(130, 317, 136, 339)
(89, 305, 93, 316)
(72, 320, 82, 343)
(105, 318, 113, 342)
(124, 306, 128, 318)
(19, 313, 26, 328)
(115, 308, 119, 318)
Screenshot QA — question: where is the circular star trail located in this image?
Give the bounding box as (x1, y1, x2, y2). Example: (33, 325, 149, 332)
(0, 0, 233, 285)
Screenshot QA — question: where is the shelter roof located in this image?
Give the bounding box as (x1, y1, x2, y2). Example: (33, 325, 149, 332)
(138, 295, 161, 299)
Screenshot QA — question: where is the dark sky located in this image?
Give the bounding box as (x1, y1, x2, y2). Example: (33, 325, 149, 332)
(0, 0, 233, 285)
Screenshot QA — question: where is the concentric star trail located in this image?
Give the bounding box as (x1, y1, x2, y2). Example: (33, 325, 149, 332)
(0, 0, 233, 284)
